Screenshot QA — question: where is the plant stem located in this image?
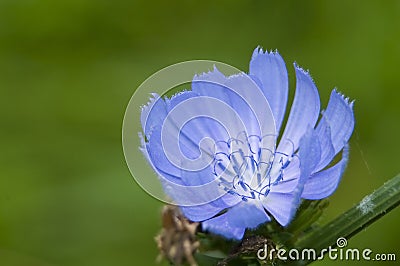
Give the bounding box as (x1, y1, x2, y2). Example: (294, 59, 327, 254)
(288, 173, 400, 265)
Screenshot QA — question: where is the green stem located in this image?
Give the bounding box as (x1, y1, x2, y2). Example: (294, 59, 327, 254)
(289, 173, 400, 265)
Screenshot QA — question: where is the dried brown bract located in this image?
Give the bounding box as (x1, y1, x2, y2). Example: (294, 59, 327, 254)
(155, 205, 200, 266)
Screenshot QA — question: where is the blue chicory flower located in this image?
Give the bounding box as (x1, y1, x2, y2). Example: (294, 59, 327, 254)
(140, 47, 355, 240)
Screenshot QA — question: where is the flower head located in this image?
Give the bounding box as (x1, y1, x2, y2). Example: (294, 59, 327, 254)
(140, 47, 355, 240)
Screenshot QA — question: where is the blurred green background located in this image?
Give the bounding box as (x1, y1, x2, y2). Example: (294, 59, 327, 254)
(1, 0, 399, 265)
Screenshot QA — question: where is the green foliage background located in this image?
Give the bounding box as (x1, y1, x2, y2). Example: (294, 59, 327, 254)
(0, 0, 399, 265)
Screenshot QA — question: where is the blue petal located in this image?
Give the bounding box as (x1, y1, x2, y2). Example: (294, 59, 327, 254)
(179, 162, 241, 207)
(165, 91, 228, 159)
(299, 127, 322, 175)
(161, 96, 254, 174)
(140, 93, 168, 138)
(263, 127, 321, 226)
(226, 202, 270, 229)
(179, 189, 240, 221)
(314, 120, 335, 172)
(180, 203, 224, 222)
(143, 131, 205, 209)
(183, 201, 269, 232)
(249, 47, 289, 132)
(144, 91, 221, 176)
(147, 126, 184, 178)
(140, 133, 184, 186)
(270, 155, 301, 193)
(262, 192, 297, 226)
(302, 145, 349, 199)
(270, 176, 299, 193)
(158, 152, 241, 208)
(160, 175, 227, 208)
(276, 65, 321, 157)
(147, 124, 215, 184)
(269, 65, 320, 181)
(316, 89, 354, 155)
(166, 90, 199, 111)
(191, 67, 236, 110)
(150, 96, 245, 175)
(178, 117, 228, 160)
(192, 68, 276, 140)
(202, 212, 246, 240)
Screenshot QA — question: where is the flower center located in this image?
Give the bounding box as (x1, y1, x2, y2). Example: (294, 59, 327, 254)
(212, 132, 291, 201)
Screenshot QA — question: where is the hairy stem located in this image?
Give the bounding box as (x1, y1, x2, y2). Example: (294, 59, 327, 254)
(288, 173, 400, 265)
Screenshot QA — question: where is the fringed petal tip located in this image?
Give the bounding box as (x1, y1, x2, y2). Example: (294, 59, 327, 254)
(252, 46, 281, 58)
(293, 62, 314, 81)
(140, 92, 169, 138)
(192, 65, 226, 82)
(332, 88, 355, 109)
(140, 93, 160, 128)
(167, 89, 191, 100)
(193, 64, 257, 90)
(140, 92, 161, 111)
